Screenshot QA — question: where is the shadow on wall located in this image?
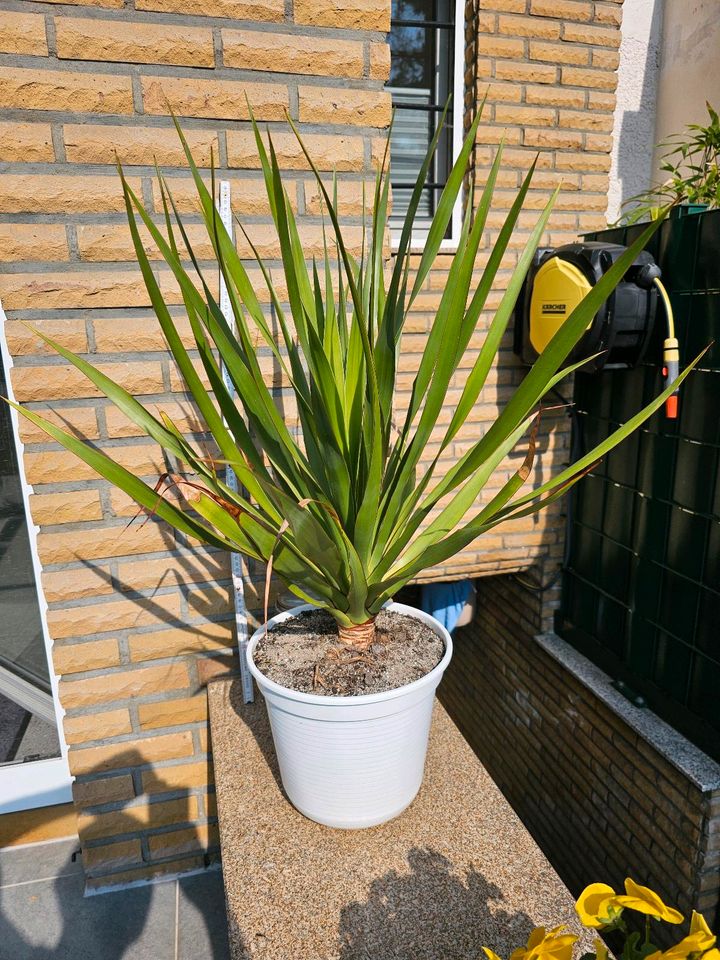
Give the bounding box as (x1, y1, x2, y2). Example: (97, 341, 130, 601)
(337, 847, 536, 960)
(0, 750, 234, 959)
(610, 0, 664, 222)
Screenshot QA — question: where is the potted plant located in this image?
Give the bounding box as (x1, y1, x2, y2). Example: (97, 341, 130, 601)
(7, 112, 698, 829)
(618, 101, 720, 224)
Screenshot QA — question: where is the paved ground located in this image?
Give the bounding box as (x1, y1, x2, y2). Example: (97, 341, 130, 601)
(0, 837, 231, 959)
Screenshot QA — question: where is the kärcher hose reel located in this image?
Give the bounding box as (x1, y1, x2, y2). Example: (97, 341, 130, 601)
(514, 242, 679, 418)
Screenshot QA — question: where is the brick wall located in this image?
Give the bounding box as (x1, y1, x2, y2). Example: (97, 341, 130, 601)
(0, 0, 390, 888)
(0, 0, 624, 887)
(440, 574, 720, 933)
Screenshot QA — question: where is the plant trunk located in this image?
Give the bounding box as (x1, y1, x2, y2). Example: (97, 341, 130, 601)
(337, 617, 377, 650)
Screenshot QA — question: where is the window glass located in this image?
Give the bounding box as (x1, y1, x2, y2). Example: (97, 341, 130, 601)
(387, 0, 456, 233)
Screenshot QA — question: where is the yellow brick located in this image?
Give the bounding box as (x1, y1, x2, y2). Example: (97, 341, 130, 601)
(147, 823, 217, 859)
(64, 125, 218, 167)
(528, 40, 589, 66)
(0, 270, 150, 311)
(30, 489, 103, 526)
(33, 0, 123, 6)
(562, 66, 617, 90)
(592, 48, 620, 70)
(293, 0, 389, 30)
(562, 20, 620, 46)
(0, 122, 54, 162)
(298, 86, 391, 127)
(150, 176, 276, 215)
(0, 66, 133, 114)
(197, 654, 236, 686)
(222, 30, 363, 78)
(558, 109, 614, 132)
(128, 621, 234, 662)
(141, 76, 288, 121)
(136, 0, 282, 19)
(48, 593, 183, 641)
(0, 174, 140, 214)
(529, 0, 593, 19)
(43, 564, 113, 603)
(473, 123, 522, 145)
(142, 759, 213, 794)
(494, 105, 556, 127)
(494, 60, 557, 84)
(227, 129, 365, 171)
(62, 662, 190, 712)
(38, 522, 173, 565)
(77, 795, 198, 839)
(73, 774, 135, 807)
(11, 360, 163, 402)
(92, 315, 192, 353)
(582, 173, 609, 192)
(594, 2, 622, 25)
(524, 128, 584, 149)
(76, 222, 213, 262)
(56, 18, 214, 67)
(138, 695, 208, 730)
(83, 839, 142, 871)
(64, 708, 132, 744)
(0, 223, 67, 262)
(477, 35, 525, 59)
(52, 638, 121, 674)
(554, 151, 611, 172)
(498, 14, 561, 39)
(116, 552, 229, 594)
(0, 12, 48, 56)
(585, 133, 613, 152)
(525, 84, 586, 108)
(25, 442, 160, 494)
(105, 400, 204, 439)
(71, 733, 194, 777)
(304, 179, 372, 216)
(369, 42, 390, 81)
(6, 319, 88, 357)
(588, 90, 616, 111)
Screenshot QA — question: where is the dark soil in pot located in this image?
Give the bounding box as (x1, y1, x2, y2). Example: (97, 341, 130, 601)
(253, 608, 444, 697)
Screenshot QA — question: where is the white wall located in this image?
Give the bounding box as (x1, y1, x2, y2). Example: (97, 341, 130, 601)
(607, 0, 665, 224)
(652, 0, 720, 178)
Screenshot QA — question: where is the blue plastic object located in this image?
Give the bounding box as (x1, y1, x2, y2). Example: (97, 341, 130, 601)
(420, 579, 473, 633)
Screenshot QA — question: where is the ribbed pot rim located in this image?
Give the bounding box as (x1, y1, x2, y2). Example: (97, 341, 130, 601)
(247, 601, 453, 707)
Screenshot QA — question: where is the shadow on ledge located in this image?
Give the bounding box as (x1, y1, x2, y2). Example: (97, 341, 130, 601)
(337, 847, 535, 960)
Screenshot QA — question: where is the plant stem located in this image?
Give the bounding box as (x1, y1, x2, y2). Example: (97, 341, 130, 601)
(338, 618, 377, 650)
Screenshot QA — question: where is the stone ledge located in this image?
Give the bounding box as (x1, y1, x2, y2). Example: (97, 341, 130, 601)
(537, 633, 720, 793)
(208, 678, 594, 960)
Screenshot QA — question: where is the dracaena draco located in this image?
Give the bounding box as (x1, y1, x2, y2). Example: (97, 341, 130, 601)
(7, 107, 701, 649)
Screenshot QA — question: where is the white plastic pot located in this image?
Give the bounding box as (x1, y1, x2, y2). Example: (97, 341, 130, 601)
(246, 601, 453, 829)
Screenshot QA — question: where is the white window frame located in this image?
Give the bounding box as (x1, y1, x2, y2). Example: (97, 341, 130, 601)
(0, 302, 72, 814)
(389, 0, 466, 253)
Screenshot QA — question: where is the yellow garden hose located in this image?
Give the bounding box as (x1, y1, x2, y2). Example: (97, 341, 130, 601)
(653, 277, 679, 419)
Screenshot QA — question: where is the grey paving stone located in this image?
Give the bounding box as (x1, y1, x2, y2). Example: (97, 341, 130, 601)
(178, 869, 230, 960)
(0, 838, 82, 887)
(0, 869, 176, 960)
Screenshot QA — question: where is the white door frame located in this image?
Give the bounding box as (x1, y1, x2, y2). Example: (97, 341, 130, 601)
(0, 302, 72, 813)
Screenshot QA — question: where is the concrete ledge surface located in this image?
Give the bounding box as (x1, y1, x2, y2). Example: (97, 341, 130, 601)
(208, 679, 594, 960)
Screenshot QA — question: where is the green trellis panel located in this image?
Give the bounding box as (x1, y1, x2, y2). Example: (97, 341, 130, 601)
(557, 208, 720, 762)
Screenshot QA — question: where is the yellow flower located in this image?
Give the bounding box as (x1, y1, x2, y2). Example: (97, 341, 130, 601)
(576, 884, 618, 928)
(613, 879, 684, 924)
(594, 939, 609, 960)
(510, 925, 578, 960)
(689, 911, 714, 941)
(484, 949, 503, 960)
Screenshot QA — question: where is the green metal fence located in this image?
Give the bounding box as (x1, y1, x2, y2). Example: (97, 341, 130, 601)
(557, 208, 720, 762)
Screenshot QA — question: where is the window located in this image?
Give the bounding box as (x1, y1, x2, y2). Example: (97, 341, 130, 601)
(387, 0, 464, 244)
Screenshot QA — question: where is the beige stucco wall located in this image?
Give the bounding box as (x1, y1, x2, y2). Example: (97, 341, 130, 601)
(653, 0, 720, 177)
